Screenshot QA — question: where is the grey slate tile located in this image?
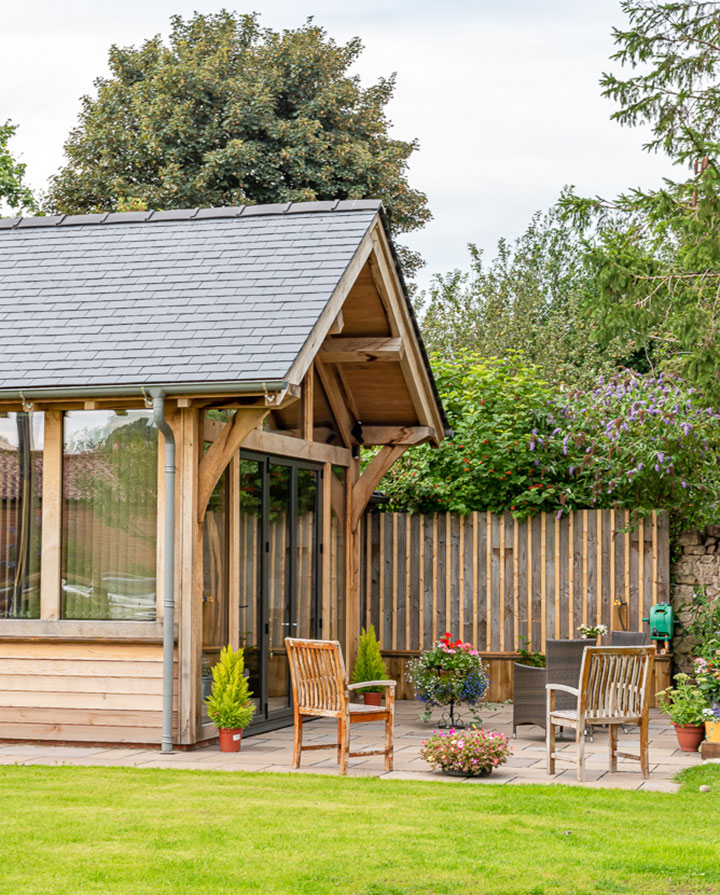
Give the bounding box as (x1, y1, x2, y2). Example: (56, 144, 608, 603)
(0, 205, 377, 389)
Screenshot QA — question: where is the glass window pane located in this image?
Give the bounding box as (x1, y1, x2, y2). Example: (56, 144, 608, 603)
(267, 464, 292, 715)
(295, 468, 318, 640)
(0, 412, 43, 619)
(238, 458, 263, 720)
(62, 410, 158, 620)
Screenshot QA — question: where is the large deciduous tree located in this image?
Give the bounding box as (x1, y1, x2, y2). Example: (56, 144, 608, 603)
(0, 121, 35, 214)
(562, 0, 720, 402)
(47, 11, 429, 247)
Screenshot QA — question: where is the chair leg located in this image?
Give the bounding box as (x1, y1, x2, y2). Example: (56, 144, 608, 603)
(384, 711, 394, 772)
(339, 713, 349, 776)
(547, 721, 556, 775)
(609, 724, 618, 773)
(337, 718, 343, 764)
(292, 710, 303, 769)
(576, 725, 585, 783)
(640, 713, 650, 780)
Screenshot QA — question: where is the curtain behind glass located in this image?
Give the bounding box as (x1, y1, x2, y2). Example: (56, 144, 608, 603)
(62, 410, 158, 620)
(0, 413, 44, 619)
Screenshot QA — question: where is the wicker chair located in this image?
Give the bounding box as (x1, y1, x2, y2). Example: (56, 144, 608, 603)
(610, 630, 648, 647)
(513, 639, 595, 735)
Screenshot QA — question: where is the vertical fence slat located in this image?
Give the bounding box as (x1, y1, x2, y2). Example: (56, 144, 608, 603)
(367, 509, 664, 657)
(485, 511, 492, 651)
(472, 511, 478, 648)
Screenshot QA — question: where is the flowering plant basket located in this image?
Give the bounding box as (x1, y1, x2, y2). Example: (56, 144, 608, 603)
(405, 633, 489, 725)
(420, 728, 511, 777)
(694, 653, 720, 705)
(578, 623, 607, 640)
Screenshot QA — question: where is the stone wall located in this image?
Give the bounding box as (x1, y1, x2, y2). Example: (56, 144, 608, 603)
(671, 525, 720, 672)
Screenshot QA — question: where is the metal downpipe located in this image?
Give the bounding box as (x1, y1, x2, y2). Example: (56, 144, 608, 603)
(150, 390, 176, 754)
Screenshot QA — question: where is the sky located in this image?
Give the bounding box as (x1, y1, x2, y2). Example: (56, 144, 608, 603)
(1, 0, 679, 293)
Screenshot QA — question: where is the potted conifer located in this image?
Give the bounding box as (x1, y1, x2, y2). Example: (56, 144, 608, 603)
(205, 645, 256, 752)
(352, 625, 390, 706)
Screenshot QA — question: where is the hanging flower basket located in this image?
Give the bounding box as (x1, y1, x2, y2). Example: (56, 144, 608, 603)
(406, 633, 489, 725)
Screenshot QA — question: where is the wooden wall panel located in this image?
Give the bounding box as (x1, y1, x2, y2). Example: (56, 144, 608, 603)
(0, 640, 174, 744)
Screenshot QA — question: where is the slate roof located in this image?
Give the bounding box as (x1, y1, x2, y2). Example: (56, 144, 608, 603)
(0, 200, 381, 393)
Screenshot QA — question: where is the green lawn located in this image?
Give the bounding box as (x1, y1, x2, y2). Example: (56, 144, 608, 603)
(0, 765, 718, 895)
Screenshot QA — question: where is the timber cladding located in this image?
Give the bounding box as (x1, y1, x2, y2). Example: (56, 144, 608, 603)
(360, 509, 670, 654)
(0, 641, 177, 743)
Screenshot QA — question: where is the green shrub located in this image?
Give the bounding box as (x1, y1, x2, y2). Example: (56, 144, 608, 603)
(205, 645, 256, 730)
(351, 625, 388, 693)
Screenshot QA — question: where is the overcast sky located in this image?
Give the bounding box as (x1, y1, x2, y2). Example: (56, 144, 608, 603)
(1, 0, 678, 292)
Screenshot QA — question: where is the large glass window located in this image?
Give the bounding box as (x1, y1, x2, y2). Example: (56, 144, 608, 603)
(62, 410, 158, 620)
(0, 412, 43, 618)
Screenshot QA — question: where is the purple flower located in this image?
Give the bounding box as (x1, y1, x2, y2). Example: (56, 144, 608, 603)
(657, 452, 665, 464)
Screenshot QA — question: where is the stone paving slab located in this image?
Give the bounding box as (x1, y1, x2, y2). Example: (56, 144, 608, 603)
(0, 703, 698, 790)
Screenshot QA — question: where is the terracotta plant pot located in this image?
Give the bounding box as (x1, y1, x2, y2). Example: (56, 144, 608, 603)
(673, 723, 705, 752)
(363, 692, 382, 706)
(218, 728, 243, 752)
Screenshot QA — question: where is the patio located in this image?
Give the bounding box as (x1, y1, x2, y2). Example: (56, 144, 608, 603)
(0, 700, 700, 791)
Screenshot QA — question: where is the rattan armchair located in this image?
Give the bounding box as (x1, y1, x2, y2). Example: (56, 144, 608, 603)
(513, 639, 595, 735)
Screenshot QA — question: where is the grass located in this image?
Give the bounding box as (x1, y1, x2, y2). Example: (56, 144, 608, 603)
(1, 765, 719, 895)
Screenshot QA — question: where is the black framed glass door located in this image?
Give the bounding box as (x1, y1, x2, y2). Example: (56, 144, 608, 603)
(238, 452, 321, 729)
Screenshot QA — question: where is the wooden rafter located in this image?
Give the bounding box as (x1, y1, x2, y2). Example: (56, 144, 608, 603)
(197, 408, 269, 521)
(351, 444, 408, 530)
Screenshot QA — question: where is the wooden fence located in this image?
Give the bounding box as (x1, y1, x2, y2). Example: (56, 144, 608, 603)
(360, 509, 670, 654)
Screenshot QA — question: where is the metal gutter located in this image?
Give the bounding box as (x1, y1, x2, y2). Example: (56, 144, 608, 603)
(149, 390, 176, 754)
(0, 380, 289, 402)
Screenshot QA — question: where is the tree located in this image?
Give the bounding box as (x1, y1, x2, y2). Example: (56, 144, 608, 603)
(0, 121, 35, 214)
(417, 210, 628, 390)
(561, 0, 720, 401)
(379, 352, 720, 533)
(47, 11, 429, 259)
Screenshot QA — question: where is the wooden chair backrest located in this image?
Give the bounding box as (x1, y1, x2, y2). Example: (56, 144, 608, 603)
(285, 638, 347, 713)
(578, 646, 654, 720)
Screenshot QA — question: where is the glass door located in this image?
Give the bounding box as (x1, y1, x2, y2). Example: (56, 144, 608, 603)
(238, 452, 321, 729)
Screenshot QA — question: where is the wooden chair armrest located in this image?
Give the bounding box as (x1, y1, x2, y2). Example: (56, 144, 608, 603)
(347, 680, 396, 691)
(546, 683, 579, 696)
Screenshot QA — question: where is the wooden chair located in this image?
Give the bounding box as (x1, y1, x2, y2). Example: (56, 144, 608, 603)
(546, 646, 655, 782)
(285, 637, 395, 775)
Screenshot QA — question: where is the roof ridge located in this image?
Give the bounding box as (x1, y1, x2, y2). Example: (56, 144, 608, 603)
(0, 199, 383, 231)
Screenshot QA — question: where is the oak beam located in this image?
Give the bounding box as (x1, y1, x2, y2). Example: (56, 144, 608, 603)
(360, 426, 434, 446)
(242, 428, 352, 467)
(351, 445, 408, 531)
(40, 410, 63, 620)
(319, 337, 404, 364)
(197, 408, 268, 521)
(302, 367, 314, 442)
(315, 359, 355, 448)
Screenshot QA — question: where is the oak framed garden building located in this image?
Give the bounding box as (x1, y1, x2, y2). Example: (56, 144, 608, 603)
(0, 201, 446, 747)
